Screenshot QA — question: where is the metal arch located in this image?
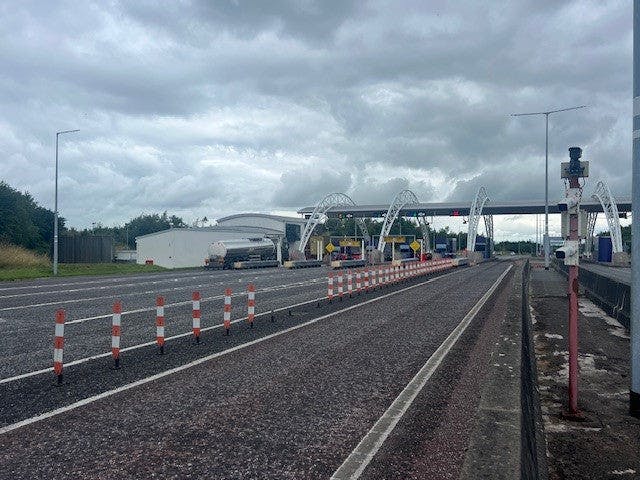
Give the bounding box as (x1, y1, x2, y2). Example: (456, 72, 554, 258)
(585, 211, 598, 258)
(467, 187, 490, 254)
(483, 214, 494, 256)
(416, 216, 431, 251)
(297, 193, 370, 254)
(591, 180, 623, 253)
(377, 190, 421, 252)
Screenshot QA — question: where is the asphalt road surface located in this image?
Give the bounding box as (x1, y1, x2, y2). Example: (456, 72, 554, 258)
(0, 261, 514, 479)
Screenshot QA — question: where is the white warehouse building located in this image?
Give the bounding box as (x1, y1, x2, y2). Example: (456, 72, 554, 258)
(136, 214, 306, 269)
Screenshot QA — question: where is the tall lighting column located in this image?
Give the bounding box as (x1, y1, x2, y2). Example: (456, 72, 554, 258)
(511, 105, 587, 269)
(53, 129, 80, 276)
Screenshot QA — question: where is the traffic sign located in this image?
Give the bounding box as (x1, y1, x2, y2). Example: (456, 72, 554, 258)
(410, 240, 421, 252)
(325, 243, 335, 253)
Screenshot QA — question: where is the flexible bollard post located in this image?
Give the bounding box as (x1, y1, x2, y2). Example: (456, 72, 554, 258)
(364, 268, 370, 292)
(378, 267, 383, 289)
(192, 291, 201, 343)
(224, 288, 232, 335)
(112, 301, 122, 368)
(328, 273, 334, 303)
(247, 284, 255, 328)
(347, 270, 353, 298)
(355, 269, 362, 294)
(53, 309, 65, 385)
(338, 272, 344, 301)
(156, 296, 165, 355)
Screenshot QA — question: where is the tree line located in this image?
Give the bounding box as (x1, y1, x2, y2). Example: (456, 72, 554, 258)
(0, 181, 188, 254)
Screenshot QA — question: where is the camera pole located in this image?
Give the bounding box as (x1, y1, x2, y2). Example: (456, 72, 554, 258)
(565, 147, 583, 416)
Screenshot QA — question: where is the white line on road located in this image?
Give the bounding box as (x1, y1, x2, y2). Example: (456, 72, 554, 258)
(330, 264, 513, 480)
(0, 267, 466, 434)
(0, 277, 324, 314)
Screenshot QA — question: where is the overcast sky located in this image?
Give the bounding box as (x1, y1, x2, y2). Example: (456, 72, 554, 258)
(0, 1, 632, 240)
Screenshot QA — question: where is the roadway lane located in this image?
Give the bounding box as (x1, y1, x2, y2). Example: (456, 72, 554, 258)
(0, 266, 327, 378)
(0, 262, 512, 479)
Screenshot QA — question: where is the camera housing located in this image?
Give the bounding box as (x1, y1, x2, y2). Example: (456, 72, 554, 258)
(555, 240, 579, 266)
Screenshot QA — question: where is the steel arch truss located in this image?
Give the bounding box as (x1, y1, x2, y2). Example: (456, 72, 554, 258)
(591, 180, 623, 253)
(483, 214, 494, 256)
(298, 193, 370, 254)
(377, 190, 421, 252)
(586, 211, 598, 258)
(467, 187, 490, 254)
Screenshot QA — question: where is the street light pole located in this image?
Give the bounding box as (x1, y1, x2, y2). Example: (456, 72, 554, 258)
(511, 105, 587, 269)
(53, 129, 80, 276)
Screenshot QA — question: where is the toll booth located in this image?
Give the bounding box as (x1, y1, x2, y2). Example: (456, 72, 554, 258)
(474, 235, 492, 259)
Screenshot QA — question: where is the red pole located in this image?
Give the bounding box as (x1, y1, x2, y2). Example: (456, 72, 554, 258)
(568, 174, 581, 415)
(156, 296, 165, 355)
(247, 284, 255, 328)
(112, 301, 122, 368)
(192, 291, 201, 342)
(53, 309, 65, 384)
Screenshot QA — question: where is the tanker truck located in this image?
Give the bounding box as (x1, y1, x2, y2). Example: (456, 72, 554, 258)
(205, 238, 276, 269)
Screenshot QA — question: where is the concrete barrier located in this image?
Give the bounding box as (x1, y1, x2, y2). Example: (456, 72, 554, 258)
(554, 260, 631, 328)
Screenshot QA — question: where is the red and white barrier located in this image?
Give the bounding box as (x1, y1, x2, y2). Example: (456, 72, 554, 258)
(53, 309, 65, 384)
(112, 301, 122, 368)
(355, 270, 362, 293)
(192, 291, 201, 342)
(247, 284, 255, 327)
(338, 272, 344, 300)
(156, 296, 165, 354)
(347, 270, 353, 297)
(365, 268, 371, 291)
(328, 273, 334, 302)
(224, 288, 232, 334)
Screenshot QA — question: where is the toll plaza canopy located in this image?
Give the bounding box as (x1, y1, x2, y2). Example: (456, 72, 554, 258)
(297, 198, 632, 219)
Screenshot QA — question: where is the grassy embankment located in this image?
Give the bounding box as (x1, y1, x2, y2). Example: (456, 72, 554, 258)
(0, 243, 165, 281)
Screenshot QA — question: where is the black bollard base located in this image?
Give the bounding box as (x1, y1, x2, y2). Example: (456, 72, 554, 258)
(114, 357, 120, 369)
(56, 373, 63, 385)
(631, 390, 640, 418)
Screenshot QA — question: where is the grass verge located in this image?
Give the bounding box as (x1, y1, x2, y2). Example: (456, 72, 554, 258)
(0, 243, 167, 281)
(0, 263, 167, 281)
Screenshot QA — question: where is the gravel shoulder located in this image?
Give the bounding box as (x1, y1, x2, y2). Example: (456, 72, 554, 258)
(530, 264, 640, 479)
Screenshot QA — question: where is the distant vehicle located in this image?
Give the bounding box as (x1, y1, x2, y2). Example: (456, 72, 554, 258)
(206, 238, 275, 269)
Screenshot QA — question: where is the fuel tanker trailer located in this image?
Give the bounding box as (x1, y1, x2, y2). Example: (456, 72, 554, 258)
(206, 238, 276, 269)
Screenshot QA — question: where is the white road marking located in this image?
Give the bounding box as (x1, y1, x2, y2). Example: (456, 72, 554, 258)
(0, 267, 465, 433)
(0, 267, 302, 298)
(331, 264, 512, 480)
(0, 277, 324, 313)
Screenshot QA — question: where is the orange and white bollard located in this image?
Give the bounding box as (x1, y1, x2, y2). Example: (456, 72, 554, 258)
(224, 288, 232, 335)
(347, 270, 353, 297)
(156, 296, 165, 354)
(247, 284, 255, 328)
(355, 270, 362, 293)
(328, 273, 334, 302)
(338, 272, 344, 300)
(192, 291, 201, 342)
(112, 301, 122, 368)
(364, 268, 370, 292)
(53, 309, 65, 384)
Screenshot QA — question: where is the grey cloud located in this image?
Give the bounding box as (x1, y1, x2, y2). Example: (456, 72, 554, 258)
(271, 167, 352, 207)
(0, 0, 633, 231)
